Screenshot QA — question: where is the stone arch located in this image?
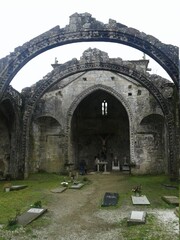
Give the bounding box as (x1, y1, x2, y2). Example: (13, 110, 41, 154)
(65, 84, 135, 166)
(22, 61, 176, 177)
(34, 113, 61, 125)
(0, 13, 178, 99)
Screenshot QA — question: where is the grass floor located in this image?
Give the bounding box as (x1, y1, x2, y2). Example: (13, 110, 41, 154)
(0, 173, 65, 224)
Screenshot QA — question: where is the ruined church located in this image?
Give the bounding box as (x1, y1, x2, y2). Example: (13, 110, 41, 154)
(0, 13, 179, 179)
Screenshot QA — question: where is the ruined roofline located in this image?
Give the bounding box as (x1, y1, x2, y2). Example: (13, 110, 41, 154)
(51, 47, 150, 72)
(0, 12, 178, 65)
(21, 47, 173, 95)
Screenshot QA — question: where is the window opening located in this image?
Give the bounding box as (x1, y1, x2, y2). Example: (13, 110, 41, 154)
(102, 100, 108, 115)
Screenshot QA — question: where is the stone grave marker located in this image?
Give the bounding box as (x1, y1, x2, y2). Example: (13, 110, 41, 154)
(161, 196, 179, 206)
(10, 185, 28, 191)
(162, 184, 178, 190)
(132, 195, 150, 205)
(51, 186, 67, 193)
(101, 192, 119, 207)
(127, 211, 146, 225)
(17, 208, 47, 226)
(70, 183, 84, 189)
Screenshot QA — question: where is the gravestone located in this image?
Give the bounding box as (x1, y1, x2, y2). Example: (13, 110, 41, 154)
(17, 208, 47, 226)
(51, 187, 67, 193)
(70, 183, 84, 189)
(127, 211, 146, 225)
(162, 184, 178, 190)
(132, 195, 150, 205)
(161, 196, 179, 206)
(101, 192, 119, 207)
(122, 165, 130, 171)
(10, 185, 28, 191)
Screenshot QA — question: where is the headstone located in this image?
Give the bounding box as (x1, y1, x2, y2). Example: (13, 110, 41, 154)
(162, 184, 178, 189)
(51, 187, 67, 193)
(127, 211, 146, 225)
(10, 185, 28, 191)
(17, 208, 47, 226)
(101, 192, 119, 207)
(102, 171, 110, 175)
(122, 165, 130, 171)
(161, 196, 179, 206)
(70, 183, 84, 189)
(132, 195, 150, 205)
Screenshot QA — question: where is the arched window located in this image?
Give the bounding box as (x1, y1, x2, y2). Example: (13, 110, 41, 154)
(102, 100, 108, 115)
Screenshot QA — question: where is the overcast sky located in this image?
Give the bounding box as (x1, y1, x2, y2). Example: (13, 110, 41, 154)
(0, 0, 179, 91)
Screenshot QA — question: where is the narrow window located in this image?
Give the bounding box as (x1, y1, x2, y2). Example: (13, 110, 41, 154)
(137, 89, 141, 95)
(102, 100, 108, 115)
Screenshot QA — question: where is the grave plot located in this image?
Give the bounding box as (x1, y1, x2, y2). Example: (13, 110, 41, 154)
(127, 211, 146, 225)
(161, 196, 179, 206)
(17, 208, 47, 226)
(131, 195, 150, 205)
(51, 186, 67, 193)
(69, 183, 84, 189)
(162, 184, 178, 190)
(101, 192, 119, 207)
(10, 185, 28, 191)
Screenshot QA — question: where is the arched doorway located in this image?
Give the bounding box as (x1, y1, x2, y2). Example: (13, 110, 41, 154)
(30, 116, 63, 173)
(71, 89, 130, 171)
(136, 114, 166, 174)
(0, 99, 17, 178)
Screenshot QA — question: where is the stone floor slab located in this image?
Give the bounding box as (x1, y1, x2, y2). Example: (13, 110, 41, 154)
(162, 196, 179, 206)
(127, 211, 146, 225)
(51, 187, 67, 193)
(101, 192, 119, 207)
(10, 185, 28, 191)
(70, 183, 84, 189)
(132, 195, 150, 205)
(17, 208, 47, 226)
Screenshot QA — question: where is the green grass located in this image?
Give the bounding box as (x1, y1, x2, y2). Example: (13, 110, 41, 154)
(119, 174, 179, 209)
(0, 173, 65, 224)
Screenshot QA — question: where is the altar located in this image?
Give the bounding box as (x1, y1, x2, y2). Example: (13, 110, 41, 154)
(97, 161, 108, 172)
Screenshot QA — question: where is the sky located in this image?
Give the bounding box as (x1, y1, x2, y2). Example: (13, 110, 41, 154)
(0, 0, 179, 92)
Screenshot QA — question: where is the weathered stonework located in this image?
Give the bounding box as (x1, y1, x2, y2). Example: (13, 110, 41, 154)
(0, 12, 178, 101)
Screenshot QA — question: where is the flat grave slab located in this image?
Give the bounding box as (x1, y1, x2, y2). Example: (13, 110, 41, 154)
(127, 211, 146, 225)
(101, 192, 119, 207)
(70, 183, 84, 189)
(51, 187, 67, 193)
(162, 184, 178, 190)
(17, 208, 47, 226)
(102, 171, 110, 175)
(132, 195, 150, 205)
(10, 185, 28, 191)
(161, 196, 179, 206)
